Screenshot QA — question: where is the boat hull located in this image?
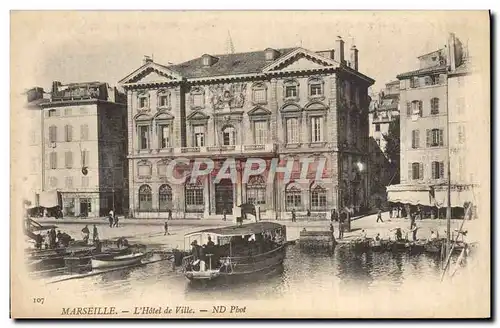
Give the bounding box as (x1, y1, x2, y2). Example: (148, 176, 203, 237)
(184, 245, 286, 282)
(91, 253, 144, 270)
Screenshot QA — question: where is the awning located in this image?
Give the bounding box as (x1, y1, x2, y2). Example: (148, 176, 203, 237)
(433, 185, 475, 208)
(387, 184, 433, 206)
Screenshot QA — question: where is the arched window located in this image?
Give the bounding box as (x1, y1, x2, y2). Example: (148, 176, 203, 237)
(310, 184, 327, 210)
(185, 180, 204, 213)
(138, 184, 152, 211)
(159, 184, 172, 211)
(285, 184, 302, 211)
(222, 125, 236, 146)
(430, 97, 440, 115)
(246, 175, 266, 205)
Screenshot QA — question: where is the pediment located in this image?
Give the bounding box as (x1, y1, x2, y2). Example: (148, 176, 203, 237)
(119, 62, 183, 86)
(154, 111, 175, 120)
(187, 110, 210, 121)
(134, 113, 153, 121)
(263, 48, 339, 73)
(248, 106, 271, 116)
(280, 103, 301, 112)
(304, 101, 328, 111)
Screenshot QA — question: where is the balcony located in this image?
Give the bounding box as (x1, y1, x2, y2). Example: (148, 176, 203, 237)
(172, 144, 277, 157)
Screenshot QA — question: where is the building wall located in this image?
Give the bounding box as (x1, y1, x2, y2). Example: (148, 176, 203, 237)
(399, 78, 449, 185)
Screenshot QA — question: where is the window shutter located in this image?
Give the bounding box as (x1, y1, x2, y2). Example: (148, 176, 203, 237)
(439, 129, 444, 146)
(419, 163, 424, 180)
(426, 129, 431, 147)
(408, 163, 412, 180)
(440, 162, 445, 179)
(411, 130, 415, 148)
(431, 162, 436, 179)
(415, 130, 420, 148)
(418, 101, 423, 116)
(406, 102, 411, 116)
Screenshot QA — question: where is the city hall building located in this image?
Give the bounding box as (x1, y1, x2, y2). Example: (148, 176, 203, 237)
(119, 37, 374, 219)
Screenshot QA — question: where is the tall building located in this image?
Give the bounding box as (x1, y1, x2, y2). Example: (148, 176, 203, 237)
(120, 37, 374, 219)
(387, 33, 479, 214)
(368, 81, 400, 207)
(31, 81, 128, 217)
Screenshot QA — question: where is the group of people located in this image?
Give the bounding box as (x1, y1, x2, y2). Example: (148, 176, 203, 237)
(81, 224, 99, 244)
(34, 227, 74, 250)
(108, 210, 119, 228)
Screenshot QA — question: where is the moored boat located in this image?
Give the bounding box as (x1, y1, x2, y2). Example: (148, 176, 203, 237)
(182, 222, 287, 282)
(91, 253, 145, 270)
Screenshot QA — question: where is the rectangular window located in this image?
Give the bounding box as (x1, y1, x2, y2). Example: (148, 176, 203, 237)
(81, 176, 89, 188)
(285, 86, 297, 98)
(430, 98, 440, 115)
(138, 96, 148, 109)
(65, 151, 73, 169)
(375, 124, 380, 132)
(427, 129, 444, 147)
(458, 125, 466, 144)
(286, 118, 299, 143)
(431, 161, 445, 179)
(81, 150, 89, 167)
(309, 84, 322, 96)
(80, 124, 89, 141)
(253, 89, 266, 103)
(48, 109, 58, 117)
(64, 125, 73, 142)
(194, 125, 205, 147)
(159, 125, 170, 148)
(50, 152, 57, 169)
(49, 126, 57, 143)
(65, 177, 73, 188)
(158, 95, 170, 108)
(186, 189, 204, 206)
(410, 162, 423, 180)
(411, 130, 420, 148)
(311, 116, 323, 142)
(254, 121, 267, 144)
(193, 94, 203, 107)
(410, 77, 420, 88)
(138, 126, 149, 150)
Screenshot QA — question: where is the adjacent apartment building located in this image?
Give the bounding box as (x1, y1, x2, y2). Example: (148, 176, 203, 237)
(120, 37, 374, 219)
(30, 81, 128, 217)
(368, 81, 400, 207)
(387, 33, 480, 213)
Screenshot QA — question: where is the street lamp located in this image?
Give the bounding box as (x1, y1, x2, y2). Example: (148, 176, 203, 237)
(355, 160, 368, 210)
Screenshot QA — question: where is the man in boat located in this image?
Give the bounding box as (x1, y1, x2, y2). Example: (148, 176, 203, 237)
(375, 233, 381, 241)
(430, 230, 437, 241)
(92, 224, 99, 242)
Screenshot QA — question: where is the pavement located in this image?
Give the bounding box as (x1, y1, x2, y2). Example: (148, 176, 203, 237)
(29, 211, 479, 252)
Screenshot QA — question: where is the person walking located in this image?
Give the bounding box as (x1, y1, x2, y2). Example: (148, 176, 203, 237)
(291, 209, 296, 223)
(338, 211, 345, 239)
(331, 209, 338, 222)
(108, 209, 114, 228)
(168, 208, 173, 220)
(164, 220, 170, 236)
(222, 208, 227, 221)
(113, 214, 119, 228)
(376, 209, 384, 223)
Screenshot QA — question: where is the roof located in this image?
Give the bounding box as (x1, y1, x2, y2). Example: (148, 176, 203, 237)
(449, 59, 472, 76)
(186, 222, 285, 237)
(396, 64, 447, 79)
(169, 48, 297, 79)
(417, 48, 444, 59)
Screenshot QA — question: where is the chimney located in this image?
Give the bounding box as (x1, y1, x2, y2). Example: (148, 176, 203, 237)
(350, 45, 359, 71)
(52, 81, 61, 93)
(143, 55, 153, 65)
(335, 36, 345, 64)
(447, 33, 457, 71)
(27, 87, 44, 103)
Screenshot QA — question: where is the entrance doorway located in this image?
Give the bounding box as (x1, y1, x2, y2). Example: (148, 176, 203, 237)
(80, 198, 91, 217)
(215, 179, 234, 214)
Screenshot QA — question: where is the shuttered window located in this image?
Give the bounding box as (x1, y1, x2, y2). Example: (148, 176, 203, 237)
(409, 162, 424, 180)
(427, 129, 444, 147)
(65, 151, 73, 169)
(411, 130, 420, 149)
(431, 161, 445, 179)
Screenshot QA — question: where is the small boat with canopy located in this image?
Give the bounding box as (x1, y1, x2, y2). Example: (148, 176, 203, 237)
(182, 222, 287, 282)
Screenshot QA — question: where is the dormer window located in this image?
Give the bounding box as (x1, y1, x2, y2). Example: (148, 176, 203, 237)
(265, 48, 280, 61)
(202, 54, 217, 67)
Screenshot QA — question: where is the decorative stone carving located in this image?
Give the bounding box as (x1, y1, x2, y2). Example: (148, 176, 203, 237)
(209, 83, 247, 111)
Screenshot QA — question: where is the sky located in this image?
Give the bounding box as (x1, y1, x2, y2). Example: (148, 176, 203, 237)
(11, 11, 488, 95)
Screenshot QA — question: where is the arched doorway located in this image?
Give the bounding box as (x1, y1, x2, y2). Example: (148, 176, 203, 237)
(215, 178, 233, 214)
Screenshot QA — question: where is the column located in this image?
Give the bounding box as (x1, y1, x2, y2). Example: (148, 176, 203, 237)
(203, 178, 210, 217)
(270, 79, 279, 143)
(236, 162, 243, 206)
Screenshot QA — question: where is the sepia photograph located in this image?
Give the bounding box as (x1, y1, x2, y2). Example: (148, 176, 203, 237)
(9, 10, 491, 319)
